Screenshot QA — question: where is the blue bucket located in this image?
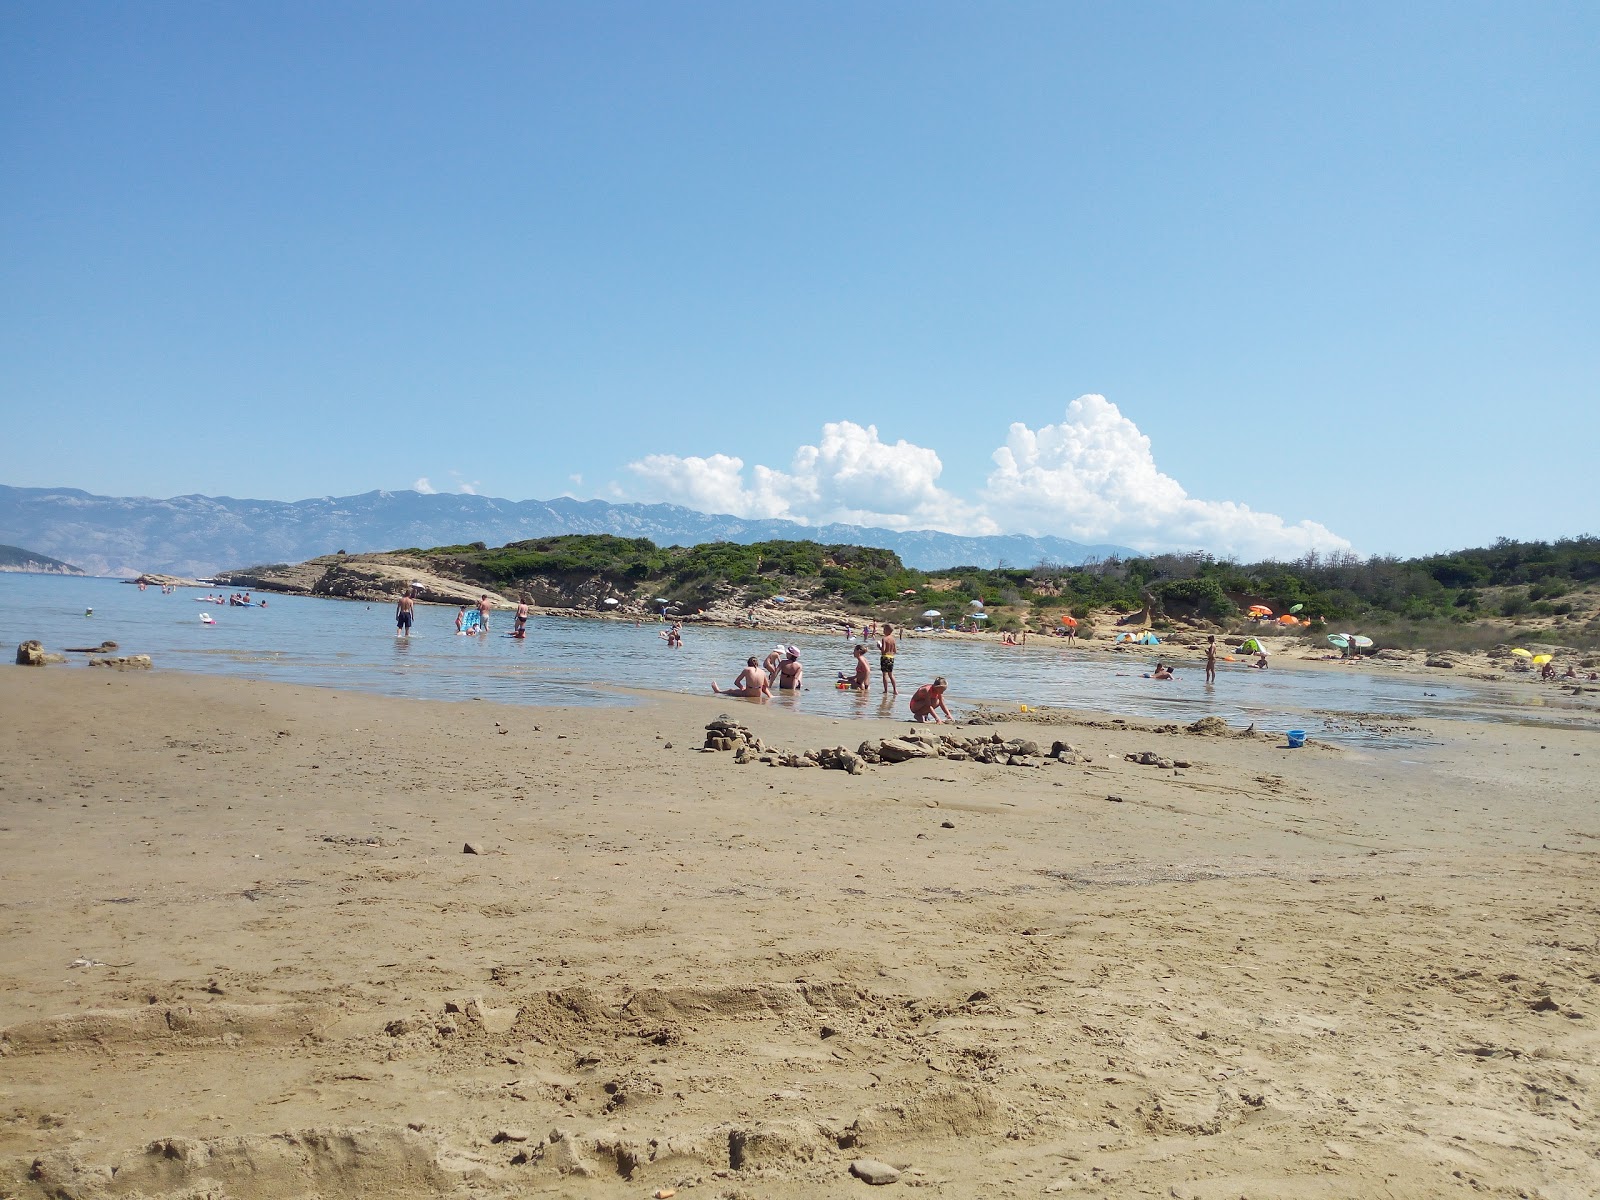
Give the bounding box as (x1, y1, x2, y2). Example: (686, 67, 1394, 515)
(1286, 729, 1307, 748)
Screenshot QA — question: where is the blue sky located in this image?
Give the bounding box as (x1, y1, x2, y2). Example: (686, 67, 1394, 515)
(2, 2, 1595, 558)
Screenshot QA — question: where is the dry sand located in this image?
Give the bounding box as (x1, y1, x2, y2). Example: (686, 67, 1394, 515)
(1, 668, 1596, 1199)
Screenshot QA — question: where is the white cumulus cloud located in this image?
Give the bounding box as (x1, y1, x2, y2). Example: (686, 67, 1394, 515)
(621, 397, 1351, 559)
(984, 395, 1351, 558)
(628, 422, 995, 534)
(412, 477, 437, 494)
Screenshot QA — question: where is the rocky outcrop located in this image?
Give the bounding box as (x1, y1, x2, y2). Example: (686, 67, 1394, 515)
(88, 654, 152, 670)
(16, 640, 66, 666)
(218, 555, 517, 608)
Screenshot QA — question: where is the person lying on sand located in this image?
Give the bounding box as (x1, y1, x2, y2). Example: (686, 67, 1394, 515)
(909, 677, 951, 723)
(713, 657, 769, 699)
(838, 643, 871, 691)
(777, 646, 804, 690)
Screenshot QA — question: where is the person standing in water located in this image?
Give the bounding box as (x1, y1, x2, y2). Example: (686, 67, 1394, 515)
(1204, 635, 1218, 684)
(878, 623, 898, 696)
(514, 594, 530, 637)
(476, 593, 492, 635)
(395, 589, 415, 638)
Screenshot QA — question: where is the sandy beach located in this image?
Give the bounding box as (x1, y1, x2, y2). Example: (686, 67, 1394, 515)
(2, 668, 1596, 1199)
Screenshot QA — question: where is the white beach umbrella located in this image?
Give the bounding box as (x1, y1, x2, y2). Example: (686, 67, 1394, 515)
(603, 597, 619, 606)
(922, 609, 942, 619)
(971, 612, 989, 620)
(969, 599, 984, 608)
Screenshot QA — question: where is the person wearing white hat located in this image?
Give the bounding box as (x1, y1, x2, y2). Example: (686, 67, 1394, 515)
(777, 645, 804, 691)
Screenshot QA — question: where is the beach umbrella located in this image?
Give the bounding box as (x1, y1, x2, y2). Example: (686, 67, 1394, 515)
(1276, 614, 1298, 626)
(1352, 635, 1373, 648)
(1248, 604, 1273, 616)
(1059, 615, 1077, 627)
(971, 612, 988, 620)
(1289, 603, 1304, 614)
(603, 597, 619, 606)
(969, 599, 984, 608)
(921, 610, 942, 619)
(1532, 653, 1553, 665)
(1509, 648, 1532, 658)
(1326, 634, 1349, 648)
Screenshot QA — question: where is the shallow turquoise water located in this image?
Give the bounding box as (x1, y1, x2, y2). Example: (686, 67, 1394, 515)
(1, 574, 1496, 742)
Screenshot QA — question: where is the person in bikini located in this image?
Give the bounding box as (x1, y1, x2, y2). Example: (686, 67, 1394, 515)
(777, 645, 804, 690)
(713, 656, 770, 699)
(878, 623, 898, 696)
(1204, 635, 1218, 684)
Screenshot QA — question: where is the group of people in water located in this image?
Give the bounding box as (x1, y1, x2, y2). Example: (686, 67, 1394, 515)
(709, 622, 951, 721)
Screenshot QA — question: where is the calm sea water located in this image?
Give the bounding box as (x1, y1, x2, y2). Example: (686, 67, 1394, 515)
(0, 573, 1509, 742)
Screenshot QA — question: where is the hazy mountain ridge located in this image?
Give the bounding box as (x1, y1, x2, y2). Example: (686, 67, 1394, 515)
(0, 542, 85, 575)
(0, 484, 1133, 577)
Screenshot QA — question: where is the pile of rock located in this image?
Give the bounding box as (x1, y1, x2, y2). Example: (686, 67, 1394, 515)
(1124, 750, 1192, 770)
(857, 728, 1090, 769)
(88, 654, 152, 670)
(702, 715, 771, 757)
(701, 717, 865, 773)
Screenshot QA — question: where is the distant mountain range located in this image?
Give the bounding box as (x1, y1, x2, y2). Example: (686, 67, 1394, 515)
(0, 484, 1135, 577)
(0, 542, 85, 575)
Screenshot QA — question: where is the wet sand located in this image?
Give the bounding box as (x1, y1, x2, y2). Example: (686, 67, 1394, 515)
(2, 668, 1596, 1198)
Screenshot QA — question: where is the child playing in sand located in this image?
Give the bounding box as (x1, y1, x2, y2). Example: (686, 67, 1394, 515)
(909, 678, 951, 723)
(839, 643, 871, 691)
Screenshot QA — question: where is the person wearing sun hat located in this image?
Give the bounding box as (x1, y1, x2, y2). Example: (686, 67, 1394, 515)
(777, 645, 804, 691)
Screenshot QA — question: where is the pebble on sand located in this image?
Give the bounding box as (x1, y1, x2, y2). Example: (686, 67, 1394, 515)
(850, 1157, 901, 1185)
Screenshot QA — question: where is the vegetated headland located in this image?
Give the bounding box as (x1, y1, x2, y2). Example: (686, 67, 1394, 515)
(215, 533, 1600, 653)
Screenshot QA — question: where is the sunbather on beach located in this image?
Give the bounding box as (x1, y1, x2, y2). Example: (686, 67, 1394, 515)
(713, 657, 770, 699)
(909, 677, 951, 723)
